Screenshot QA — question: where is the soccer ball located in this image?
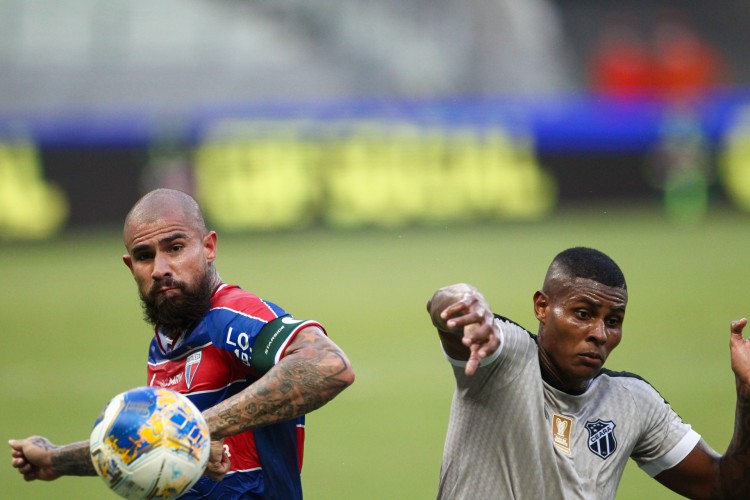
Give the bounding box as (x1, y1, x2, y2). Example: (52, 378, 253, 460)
(89, 386, 211, 499)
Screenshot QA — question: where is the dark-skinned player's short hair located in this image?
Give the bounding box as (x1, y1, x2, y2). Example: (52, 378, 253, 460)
(551, 247, 627, 290)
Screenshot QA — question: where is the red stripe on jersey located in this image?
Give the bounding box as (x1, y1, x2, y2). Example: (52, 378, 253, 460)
(148, 344, 242, 393)
(297, 424, 305, 470)
(224, 430, 260, 471)
(147, 343, 261, 471)
(212, 285, 280, 322)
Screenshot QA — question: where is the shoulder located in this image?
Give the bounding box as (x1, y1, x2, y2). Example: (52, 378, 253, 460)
(451, 314, 536, 374)
(493, 314, 538, 351)
(596, 368, 655, 387)
(594, 368, 672, 406)
(210, 284, 287, 323)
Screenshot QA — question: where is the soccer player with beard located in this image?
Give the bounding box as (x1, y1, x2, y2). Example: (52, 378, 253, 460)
(9, 188, 355, 499)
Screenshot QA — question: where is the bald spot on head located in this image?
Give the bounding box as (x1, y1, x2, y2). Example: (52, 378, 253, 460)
(123, 189, 207, 246)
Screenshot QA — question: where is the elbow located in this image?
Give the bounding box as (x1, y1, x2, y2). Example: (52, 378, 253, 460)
(296, 342, 355, 395)
(334, 352, 356, 391)
(341, 361, 356, 389)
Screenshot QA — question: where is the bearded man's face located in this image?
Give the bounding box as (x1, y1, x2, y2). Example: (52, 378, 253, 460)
(140, 269, 213, 338)
(122, 208, 218, 339)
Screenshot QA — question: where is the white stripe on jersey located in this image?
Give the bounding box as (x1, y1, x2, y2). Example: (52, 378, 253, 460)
(272, 321, 320, 365)
(148, 342, 213, 365)
(186, 379, 248, 398)
(210, 306, 276, 323)
(640, 429, 701, 477)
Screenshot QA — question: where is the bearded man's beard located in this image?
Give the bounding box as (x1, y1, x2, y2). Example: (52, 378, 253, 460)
(140, 271, 214, 339)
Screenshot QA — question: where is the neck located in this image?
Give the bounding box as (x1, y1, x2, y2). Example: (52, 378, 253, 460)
(537, 346, 590, 395)
(208, 267, 222, 292)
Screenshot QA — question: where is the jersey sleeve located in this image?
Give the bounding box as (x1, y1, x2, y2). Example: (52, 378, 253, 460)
(628, 381, 701, 476)
(250, 315, 326, 373)
(448, 316, 538, 394)
(207, 287, 326, 374)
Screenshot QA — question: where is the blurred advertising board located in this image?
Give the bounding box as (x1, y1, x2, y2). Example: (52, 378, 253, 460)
(2, 93, 750, 239)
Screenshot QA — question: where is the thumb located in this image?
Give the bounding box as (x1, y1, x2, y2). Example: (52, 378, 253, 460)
(730, 318, 748, 347)
(731, 318, 748, 337)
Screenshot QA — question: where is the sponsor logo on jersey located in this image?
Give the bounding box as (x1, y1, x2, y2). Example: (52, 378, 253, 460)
(185, 352, 202, 390)
(159, 372, 183, 388)
(281, 316, 302, 325)
(552, 414, 573, 455)
(585, 419, 617, 459)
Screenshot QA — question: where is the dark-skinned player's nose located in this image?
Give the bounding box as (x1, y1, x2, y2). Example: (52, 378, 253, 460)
(588, 320, 607, 345)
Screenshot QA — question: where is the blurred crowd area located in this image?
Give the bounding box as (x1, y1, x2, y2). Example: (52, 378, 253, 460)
(0, 0, 746, 114)
(3, 0, 750, 239)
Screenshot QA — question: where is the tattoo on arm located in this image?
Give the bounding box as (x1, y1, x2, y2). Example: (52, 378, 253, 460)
(718, 389, 750, 497)
(206, 328, 354, 438)
(49, 440, 97, 477)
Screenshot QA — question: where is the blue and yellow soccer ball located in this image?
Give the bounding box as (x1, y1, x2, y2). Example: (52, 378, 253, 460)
(89, 386, 211, 499)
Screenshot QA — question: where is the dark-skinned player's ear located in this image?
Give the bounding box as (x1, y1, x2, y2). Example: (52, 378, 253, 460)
(533, 290, 549, 322)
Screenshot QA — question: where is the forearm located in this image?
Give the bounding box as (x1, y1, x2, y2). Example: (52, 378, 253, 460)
(204, 332, 354, 438)
(438, 330, 471, 360)
(717, 383, 750, 497)
(47, 439, 97, 477)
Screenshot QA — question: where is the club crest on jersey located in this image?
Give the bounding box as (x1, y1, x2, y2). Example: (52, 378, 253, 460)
(185, 351, 202, 390)
(585, 419, 617, 459)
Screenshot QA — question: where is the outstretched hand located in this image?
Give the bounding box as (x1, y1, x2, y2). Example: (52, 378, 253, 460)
(729, 318, 750, 391)
(428, 284, 501, 376)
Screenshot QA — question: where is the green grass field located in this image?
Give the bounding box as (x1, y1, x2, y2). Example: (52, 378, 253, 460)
(2, 206, 749, 499)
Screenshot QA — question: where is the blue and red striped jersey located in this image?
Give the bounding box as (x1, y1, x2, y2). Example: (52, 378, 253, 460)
(146, 283, 324, 499)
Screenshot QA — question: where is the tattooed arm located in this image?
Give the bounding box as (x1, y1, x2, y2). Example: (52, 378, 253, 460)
(654, 318, 750, 499)
(9, 437, 96, 481)
(203, 326, 355, 438)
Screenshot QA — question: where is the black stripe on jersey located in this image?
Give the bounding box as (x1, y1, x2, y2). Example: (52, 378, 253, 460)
(493, 314, 536, 338)
(596, 368, 673, 406)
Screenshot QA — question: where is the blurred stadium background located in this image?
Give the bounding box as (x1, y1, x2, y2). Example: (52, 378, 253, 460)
(3, 1, 750, 498)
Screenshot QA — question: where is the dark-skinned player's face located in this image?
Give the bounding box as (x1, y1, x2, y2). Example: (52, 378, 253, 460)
(534, 277, 627, 390)
(122, 208, 217, 336)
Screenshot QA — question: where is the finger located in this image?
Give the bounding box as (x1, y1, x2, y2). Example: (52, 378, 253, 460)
(462, 323, 493, 347)
(476, 337, 497, 360)
(731, 318, 748, 336)
(457, 305, 485, 330)
(442, 305, 474, 330)
(465, 346, 480, 377)
(441, 292, 480, 320)
(730, 318, 749, 348)
(440, 299, 469, 320)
